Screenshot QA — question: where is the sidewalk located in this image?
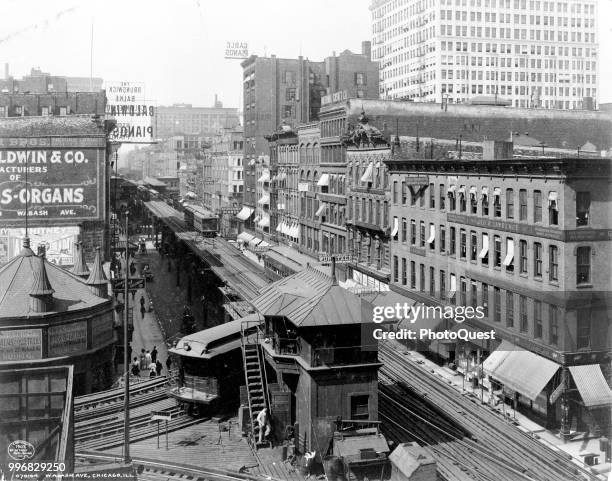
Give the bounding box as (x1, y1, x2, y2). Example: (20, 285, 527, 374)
(404, 349, 610, 473)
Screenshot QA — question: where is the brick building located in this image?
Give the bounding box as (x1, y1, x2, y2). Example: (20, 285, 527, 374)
(154, 103, 240, 139)
(0, 66, 103, 94)
(240, 44, 379, 233)
(297, 123, 322, 258)
(385, 144, 611, 433)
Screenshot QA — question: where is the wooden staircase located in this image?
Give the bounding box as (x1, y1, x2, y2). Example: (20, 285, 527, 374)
(241, 324, 270, 449)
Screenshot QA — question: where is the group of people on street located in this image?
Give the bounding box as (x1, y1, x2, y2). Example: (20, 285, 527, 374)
(131, 346, 170, 378)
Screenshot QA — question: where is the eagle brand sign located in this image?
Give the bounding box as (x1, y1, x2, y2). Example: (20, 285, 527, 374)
(0, 148, 104, 225)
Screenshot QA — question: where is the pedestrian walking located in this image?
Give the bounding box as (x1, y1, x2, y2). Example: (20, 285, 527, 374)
(256, 408, 272, 444)
(155, 359, 163, 376)
(139, 349, 147, 370)
(140, 304, 146, 320)
(149, 362, 157, 378)
(145, 350, 152, 366)
(131, 357, 140, 377)
(140, 295, 145, 309)
(151, 346, 158, 363)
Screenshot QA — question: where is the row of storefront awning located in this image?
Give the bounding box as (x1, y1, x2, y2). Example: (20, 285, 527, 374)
(236, 232, 270, 249)
(276, 221, 299, 238)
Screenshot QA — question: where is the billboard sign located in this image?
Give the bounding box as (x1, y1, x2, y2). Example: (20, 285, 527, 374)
(48, 321, 88, 357)
(0, 329, 43, 362)
(105, 81, 155, 143)
(0, 148, 104, 225)
(224, 41, 249, 59)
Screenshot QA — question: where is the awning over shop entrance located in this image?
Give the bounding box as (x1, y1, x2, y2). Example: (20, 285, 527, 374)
(236, 206, 254, 221)
(237, 232, 254, 243)
(569, 365, 612, 409)
(486, 342, 560, 401)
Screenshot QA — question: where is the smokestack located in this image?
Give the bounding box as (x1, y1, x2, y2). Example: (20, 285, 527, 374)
(4, 63, 8, 79)
(331, 257, 337, 285)
(361, 41, 372, 60)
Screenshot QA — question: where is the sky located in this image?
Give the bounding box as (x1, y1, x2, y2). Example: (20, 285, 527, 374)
(1, 0, 611, 107)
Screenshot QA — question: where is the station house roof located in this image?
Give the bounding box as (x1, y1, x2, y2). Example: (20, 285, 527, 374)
(0, 241, 109, 319)
(251, 266, 375, 327)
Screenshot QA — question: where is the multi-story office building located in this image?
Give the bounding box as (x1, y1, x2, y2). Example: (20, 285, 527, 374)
(155, 103, 240, 139)
(0, 66, 103, 93)
(370, 0, 599, 109)
(385, 141, 611, 433)
(343, 112, 393, 292)
(240, 44, 379, 225)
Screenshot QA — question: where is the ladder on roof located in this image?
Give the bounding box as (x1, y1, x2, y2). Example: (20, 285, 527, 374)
(240, 320, 270, 449)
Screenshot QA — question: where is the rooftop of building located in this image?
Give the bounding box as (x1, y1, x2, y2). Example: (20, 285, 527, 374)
(0, 114, 107, 137)
(0, 242, 109, 319)
(251, 265, 375, 327)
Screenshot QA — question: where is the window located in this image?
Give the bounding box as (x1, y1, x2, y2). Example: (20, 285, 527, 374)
(41, 106, 50, 116)
(410, 261, 416, 288)
(470, 190, 477, 214)
(410, 220, 416, 245)
(284, 71, 296, 83)
(430, 267, 435, 296)
(576, 192, 590, 226)
(430, 184, 435, 208)
(355, 73, 367, 85)
(419, 264, 425, 292)
(460, 277, 467, 306)
(283, 105, 295, 118)
(470, 281, 478, 308)
(534, 243, 542, 277)
(482, 192, 489, 216)
(506, 188, 514, 218)
(534, 300, 542, 338)
(285, 88, 296, 101)
(494, 287, 501, 322)
(480, 233, 489, 265)
(549, 192, 559, 225)
(402, 258, 407, 285)
(576, 246, 591, 284)
(402, 182, 407, 205)
(440, 226, 446, 252)
(420, 221, 425, 247)
(460, 229, 466, 259)
(494, 236, 501, 267)
(470, 231, 477, 261)
(482, 283, 489, 317)
(393, 256, 399, 283)
(506, 291, 514, 327)
(519, 240, 528, 274)
(504, 238, 515, 272)
(450, 227, 456, 255)
(549, 305, 558, 345)
(459, 189, 467, 212)
(449, 192, 456, 210)
(549, 246, 558, 281)
(392, 181, 398, 204)
(440, 271, 446, 301)
(534, 190, 542, 222)
(576, 309, 591, 349)
(519, 295, 528, 332)
(519, 189, 527, 220)
(401, 218, 407, 242)
(494, 191, 501, 217)
(350, 394, 369, 420)
(440, 184, 446, 209)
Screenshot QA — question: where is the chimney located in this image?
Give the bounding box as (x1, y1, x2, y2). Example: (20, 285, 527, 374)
(361, 41, 372, 60)
(483, 140, 513, 160)
(4, 63, 8, 79)
(330, 257, 337, 285)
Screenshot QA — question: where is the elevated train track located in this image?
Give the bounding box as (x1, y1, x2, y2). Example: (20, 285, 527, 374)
(379, 340, 602, 481)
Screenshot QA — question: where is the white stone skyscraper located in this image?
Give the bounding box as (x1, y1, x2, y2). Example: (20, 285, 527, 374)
(370, 0, 598, 109)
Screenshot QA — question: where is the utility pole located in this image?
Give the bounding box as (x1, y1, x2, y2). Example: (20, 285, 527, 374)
(123, 210, 131, 464)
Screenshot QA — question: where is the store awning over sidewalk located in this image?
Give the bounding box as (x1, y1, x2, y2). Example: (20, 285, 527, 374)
(486, 342, 560, 400)
(569, 365, 612, 409)
(236, 206, 254, 221)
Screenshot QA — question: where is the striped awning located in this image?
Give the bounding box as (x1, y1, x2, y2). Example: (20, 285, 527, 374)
(237, 232, 254, 243)
(569, 365, 612, 409)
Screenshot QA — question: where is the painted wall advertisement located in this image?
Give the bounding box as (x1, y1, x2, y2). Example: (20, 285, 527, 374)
(105, 81, 155, 143)
(48, 321, 87, 357)
(91, 315, 114, 347)
(0, 329, 43, 361)
(0, 148, 103, 225)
